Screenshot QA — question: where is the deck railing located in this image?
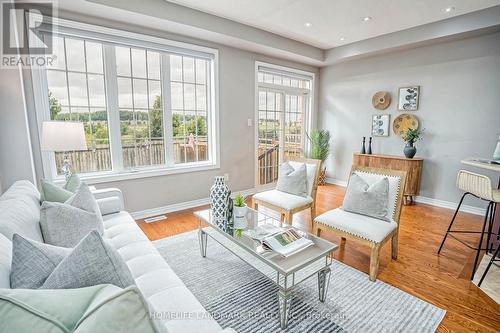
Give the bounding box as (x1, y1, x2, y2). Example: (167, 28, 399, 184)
(55, 139, 208, 175)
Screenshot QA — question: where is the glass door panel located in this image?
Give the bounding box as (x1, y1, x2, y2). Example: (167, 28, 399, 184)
(257, 90, 283, 185)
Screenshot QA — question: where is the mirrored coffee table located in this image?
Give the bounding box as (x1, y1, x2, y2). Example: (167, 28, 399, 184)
(194, 207, 338, 329)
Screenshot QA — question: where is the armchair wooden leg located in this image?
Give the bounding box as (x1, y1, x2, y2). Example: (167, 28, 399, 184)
(391, 232, 398, 260)
(310, 203, 316, 219)
(340, 237, 346, 247)
(369, 244, 381, 282)
(285, 211, 293, 224)
(253, 202, 258, 210)
(314, 224, 321, 237)
(280, 213, 285, 222)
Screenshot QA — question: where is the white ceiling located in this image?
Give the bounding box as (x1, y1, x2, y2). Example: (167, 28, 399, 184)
(165, 0, 500, 49)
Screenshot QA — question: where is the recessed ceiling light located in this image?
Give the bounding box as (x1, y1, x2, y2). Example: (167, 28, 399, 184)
(340, 37, 346, 41)
(363, 16, 372, 22)
(445, 7, 455, 13)
(304, 22, 312, 27)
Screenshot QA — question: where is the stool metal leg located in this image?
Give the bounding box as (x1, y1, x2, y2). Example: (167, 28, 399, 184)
(471, 202, 492, 280)
(438, 192, 468, 254)
(478, 244, 499, 287)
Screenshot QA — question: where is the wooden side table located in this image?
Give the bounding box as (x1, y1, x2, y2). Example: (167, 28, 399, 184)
(353, 153, 423, 205)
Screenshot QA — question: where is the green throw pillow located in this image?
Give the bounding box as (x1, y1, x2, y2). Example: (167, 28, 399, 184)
(0, 284, 160, 333)
(40, 174, 82, 203)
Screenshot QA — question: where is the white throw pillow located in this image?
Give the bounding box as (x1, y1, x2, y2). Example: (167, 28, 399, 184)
(40, 184, 104, 247)
(276, 162, 308, 197)
(342, 173, 390, 221)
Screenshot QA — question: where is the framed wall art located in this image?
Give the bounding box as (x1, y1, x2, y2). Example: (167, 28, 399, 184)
(398, 86, 420, 111)
(372, 114, 390, 137)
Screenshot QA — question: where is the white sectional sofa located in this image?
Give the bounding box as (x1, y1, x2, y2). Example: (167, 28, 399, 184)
(0, 180, 231, 333)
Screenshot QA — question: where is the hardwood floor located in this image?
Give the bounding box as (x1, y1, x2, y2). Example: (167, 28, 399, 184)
(137, 184, 500, 332)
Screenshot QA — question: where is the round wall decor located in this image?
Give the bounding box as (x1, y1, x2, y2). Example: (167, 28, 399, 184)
(393, 113, 419, 136)
(372, 91, 391, 110)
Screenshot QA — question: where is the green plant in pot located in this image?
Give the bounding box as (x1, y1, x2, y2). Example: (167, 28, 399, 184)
(233, 193, 247, 230)
(402, 128, 424, 159)
(306, 129, 331, 185)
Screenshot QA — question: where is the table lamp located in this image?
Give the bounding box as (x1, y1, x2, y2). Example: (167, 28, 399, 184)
(41, 121, 87, 180)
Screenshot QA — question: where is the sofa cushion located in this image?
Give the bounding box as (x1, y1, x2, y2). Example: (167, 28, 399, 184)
(11, 234, 71, 289)
(0, 180, 43, 242)
(40, 174, 81, 202)
(315, 208, 397, 243)
(0, 233, 12, 289)
(276, 162, 308, 197)
(0, 284, 160, 333)
(42, 230, 135, 289)
(40, 184, 104, 247)
(10, 234, 71, 289)
(343, 173, 390, 221)
(253, 189, 313, 210)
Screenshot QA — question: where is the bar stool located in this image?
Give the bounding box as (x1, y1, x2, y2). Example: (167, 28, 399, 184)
(438, 170, 500, 280)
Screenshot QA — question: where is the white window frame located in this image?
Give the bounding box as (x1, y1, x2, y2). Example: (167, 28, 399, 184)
(254, 61, 315, 188)
(30, 17, 220, 184)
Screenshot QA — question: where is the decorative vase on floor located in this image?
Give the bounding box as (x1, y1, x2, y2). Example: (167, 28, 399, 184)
(210, 176, 232, 231)
(318, 167, 327, 186)
(404, 140, 417, 159)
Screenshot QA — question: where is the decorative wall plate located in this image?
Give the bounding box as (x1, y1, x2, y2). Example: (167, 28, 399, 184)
(393, 113, 419, 136)
(372, 91, 391, 110)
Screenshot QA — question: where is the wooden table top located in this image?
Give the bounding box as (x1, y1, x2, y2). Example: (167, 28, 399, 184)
(354, 153, 423, 161)
(461, 158, 500, 172)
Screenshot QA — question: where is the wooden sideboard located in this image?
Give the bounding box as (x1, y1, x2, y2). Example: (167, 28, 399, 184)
(352, 153, 423, 205)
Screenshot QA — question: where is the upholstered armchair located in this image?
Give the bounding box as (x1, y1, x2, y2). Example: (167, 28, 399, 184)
(313, 166, 407, 281)
(253, 157, 322, 227)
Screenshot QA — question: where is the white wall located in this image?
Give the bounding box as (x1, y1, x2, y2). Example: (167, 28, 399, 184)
(12, 11, 319, 213)
(0, 67, 36, 192)
(319, 32, 500, 208)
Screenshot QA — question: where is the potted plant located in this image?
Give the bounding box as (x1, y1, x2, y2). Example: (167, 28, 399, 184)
(306, 129, 331, 185)
(402, 128, 424, 158)
(233, 193, 247, 229)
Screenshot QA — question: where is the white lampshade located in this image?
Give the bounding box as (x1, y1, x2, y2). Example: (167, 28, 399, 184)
(41, 121, 88, 152)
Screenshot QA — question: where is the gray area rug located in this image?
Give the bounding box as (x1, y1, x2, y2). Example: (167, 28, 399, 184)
(154, 230, 445, 333)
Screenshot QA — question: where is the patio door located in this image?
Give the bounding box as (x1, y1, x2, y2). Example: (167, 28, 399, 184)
(257, 89, 307, 186)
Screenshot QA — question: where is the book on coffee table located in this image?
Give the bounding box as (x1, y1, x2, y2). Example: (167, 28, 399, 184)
(261, 228, 314, 257)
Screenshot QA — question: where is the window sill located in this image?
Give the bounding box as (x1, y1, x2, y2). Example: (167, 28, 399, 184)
(52, 162, 219, 185)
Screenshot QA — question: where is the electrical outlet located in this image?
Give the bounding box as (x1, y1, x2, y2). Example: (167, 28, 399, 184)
(247, 118, 252, 127)
(224, 173, 229, 181)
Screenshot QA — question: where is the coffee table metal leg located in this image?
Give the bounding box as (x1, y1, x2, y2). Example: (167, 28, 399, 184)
(277, 290, 292, 329)
(318, 266, 331, 302)
(199, 229, 207, 257)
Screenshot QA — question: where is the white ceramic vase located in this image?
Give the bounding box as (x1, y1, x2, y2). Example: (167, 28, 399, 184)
(233, 205, 248, 229)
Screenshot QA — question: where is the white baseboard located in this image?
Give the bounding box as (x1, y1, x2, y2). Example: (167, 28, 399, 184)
(325, 177, 347, 187)
(325, 178, 486, 216)
(131, 187, 259, 220)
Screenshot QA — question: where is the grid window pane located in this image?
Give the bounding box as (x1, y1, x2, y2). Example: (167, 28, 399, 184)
(116, 47, 165, 169)
(46, 35, 111, 175)
(170, 55, 182, 81)
(131, 48, 147, 78)
(171, 55, 209, 164)
(86, 42, 103, 73)
(116, 46, 131, 76)
(68, 72, 88, 107)
(65, 38, 85, 72)
(117, 77, 133, 108)
(147, 51, 161, 80)
(51, 36, 66, 70)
